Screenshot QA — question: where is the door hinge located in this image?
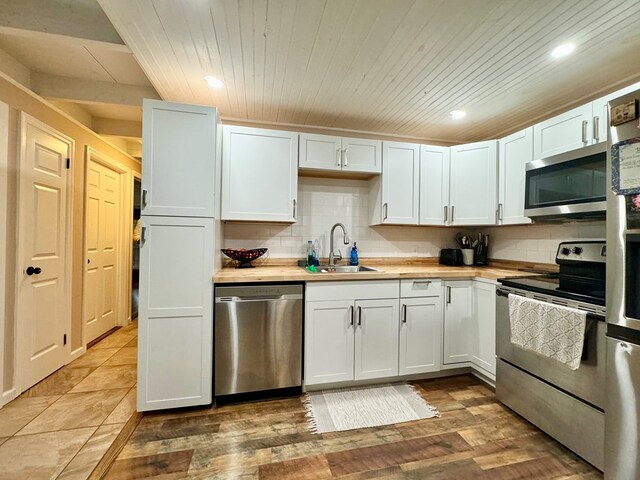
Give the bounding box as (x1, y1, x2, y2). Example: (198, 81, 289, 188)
(66, 158, 70, 169)
(63, 334, 67, 345)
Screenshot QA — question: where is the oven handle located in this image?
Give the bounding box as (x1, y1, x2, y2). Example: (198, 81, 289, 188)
(497, 288, 605, 321)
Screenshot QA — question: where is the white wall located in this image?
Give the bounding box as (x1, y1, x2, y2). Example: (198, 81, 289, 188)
(223, 177, 455, 259)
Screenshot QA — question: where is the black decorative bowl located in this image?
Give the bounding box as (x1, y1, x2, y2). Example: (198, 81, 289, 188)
(221, 248, 268, 268)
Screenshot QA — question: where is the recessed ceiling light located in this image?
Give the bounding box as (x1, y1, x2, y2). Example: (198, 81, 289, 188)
(551, 43, 575, 59)
(450, 110, 466, 120)
(204, 75, 224, 89)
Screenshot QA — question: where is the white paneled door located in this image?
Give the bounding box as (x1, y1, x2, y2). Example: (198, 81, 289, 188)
(17, 114, 73, 391)
(84, 157, 121, 343)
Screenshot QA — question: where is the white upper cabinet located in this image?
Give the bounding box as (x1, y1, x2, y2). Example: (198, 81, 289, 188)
(342, 137, 382, 173)
(299, 133, 381, 174)
(370, 141, 419, 225)
(222, 126, 298, 222)
(449, 140, 498, 225)
(299, 133, 342, 171)
(498, 127, 533, 225)
(533, 104, 593, 160)
(419, 145, 450, 226)
(142, 99, 217, 218)
(592, 81, 640, 143)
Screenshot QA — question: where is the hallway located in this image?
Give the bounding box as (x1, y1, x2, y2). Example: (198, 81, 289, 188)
(0, 322, 138, 480)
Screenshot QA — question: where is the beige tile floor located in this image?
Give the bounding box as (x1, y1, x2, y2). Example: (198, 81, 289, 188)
(0, 322, 138, 480)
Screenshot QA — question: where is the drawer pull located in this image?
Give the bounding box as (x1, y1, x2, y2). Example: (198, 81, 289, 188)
(413, 280, 432, 286)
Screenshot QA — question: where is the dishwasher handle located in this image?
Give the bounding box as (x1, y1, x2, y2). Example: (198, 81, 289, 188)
(215, 294, 302, 303)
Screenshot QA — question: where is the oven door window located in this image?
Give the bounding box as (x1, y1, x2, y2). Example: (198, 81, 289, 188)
(525, 153, 606, 209)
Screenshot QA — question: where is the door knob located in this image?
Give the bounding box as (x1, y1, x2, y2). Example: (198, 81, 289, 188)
(26, 266, 42, 275)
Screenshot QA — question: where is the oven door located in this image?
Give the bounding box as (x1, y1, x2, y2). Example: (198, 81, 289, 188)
(524, 143, 606, 218)
(496, 287, 605, 409)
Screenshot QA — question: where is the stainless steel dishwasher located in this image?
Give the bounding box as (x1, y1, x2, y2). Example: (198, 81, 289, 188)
(214, 284, 303, 396)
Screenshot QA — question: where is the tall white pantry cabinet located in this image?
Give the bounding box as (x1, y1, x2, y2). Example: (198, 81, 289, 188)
(138, 100, 220, 411)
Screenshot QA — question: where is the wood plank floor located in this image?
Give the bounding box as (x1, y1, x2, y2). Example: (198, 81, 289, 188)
(104, 375, 603, 479)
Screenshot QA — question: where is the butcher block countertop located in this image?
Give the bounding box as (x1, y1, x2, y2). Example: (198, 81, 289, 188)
(213, 258, 551, 284)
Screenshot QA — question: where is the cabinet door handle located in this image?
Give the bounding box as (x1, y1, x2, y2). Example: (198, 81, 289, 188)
(451, 205, 455, 223)
(142, 189, 148, 208)
(141, 226, 147, 244)
(336, 148, 342, 166)
(444, 205, 448, 224)
(498, 203, 503, 221)
(581, 120, 588, 144)
(343, 148, 348, 167)
(357, 306, 362, 326)
(446, 286, 452, 304)
(593, 116, 600, 142)
(293, 199, 297, 219)
(402, 304, 407, 323)
(383, 203, 388, 221)
(349, 305, 354, 326)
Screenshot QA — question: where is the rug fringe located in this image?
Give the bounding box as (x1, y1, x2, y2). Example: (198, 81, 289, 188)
(406, 383, 441, 418)
(302, 394, 320, 434)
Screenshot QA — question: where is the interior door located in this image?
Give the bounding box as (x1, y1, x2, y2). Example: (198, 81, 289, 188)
(17, 114, 73, 391)
(84, 158, 121, 343)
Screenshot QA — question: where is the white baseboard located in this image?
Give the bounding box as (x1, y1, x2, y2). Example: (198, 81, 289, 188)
(0, 388, 17, 409)
(69, 346, 86, 362)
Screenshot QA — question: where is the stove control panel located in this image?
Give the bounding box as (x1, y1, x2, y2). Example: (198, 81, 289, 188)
(556, 241, 606, 263)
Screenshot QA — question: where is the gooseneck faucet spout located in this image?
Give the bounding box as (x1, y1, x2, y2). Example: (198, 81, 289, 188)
(328, 223, 350, 266)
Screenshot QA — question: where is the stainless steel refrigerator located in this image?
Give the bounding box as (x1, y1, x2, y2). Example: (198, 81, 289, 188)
(606, 89, 640, 479)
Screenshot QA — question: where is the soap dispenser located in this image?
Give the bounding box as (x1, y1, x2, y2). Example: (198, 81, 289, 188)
(349, 242, 359, 266)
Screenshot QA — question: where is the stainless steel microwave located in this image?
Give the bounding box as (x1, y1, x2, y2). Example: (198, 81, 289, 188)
(524, 143, 607, 219)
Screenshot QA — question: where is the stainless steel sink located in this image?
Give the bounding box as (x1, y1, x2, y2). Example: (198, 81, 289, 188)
(303, 265, 382, 273)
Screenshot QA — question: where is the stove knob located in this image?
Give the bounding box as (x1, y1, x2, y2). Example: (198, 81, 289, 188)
(572, 247, 583, 255)
(560, 247, 570, 255)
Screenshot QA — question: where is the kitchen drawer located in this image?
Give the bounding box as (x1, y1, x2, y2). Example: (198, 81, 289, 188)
(306, 280, 399, 302)
(400, 279, 442, 298)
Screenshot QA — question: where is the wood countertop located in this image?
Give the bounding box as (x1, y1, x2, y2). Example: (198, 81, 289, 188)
(213, 263, 538, 283)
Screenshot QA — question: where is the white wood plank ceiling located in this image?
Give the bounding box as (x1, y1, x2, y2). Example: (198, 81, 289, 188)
(98, 0, 640, 143)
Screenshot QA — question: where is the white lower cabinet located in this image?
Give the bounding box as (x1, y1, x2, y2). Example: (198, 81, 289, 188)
(472, 281, 497, 376)
(305, 278, 497, 387)
(305, 300, 355, 384)
(138, 216, 214, 411)
(304, 281, 399, 387)
(305, 297, 398, 386)
(442, 281, 474, 365)
(354, 299, 399, 380)
(399, 296, 443, 375)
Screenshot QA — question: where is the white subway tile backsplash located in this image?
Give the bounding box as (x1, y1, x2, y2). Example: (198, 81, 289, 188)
(223, 177, 606, 263)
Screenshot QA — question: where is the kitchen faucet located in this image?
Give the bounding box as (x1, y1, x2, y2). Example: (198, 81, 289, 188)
(328, 223, 349, 266)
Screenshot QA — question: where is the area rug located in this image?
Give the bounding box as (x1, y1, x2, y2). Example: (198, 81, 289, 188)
(303, 383, 440, 434)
